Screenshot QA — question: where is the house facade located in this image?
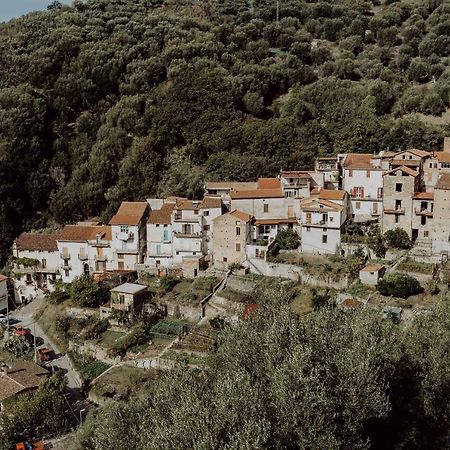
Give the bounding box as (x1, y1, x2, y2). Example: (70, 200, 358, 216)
(0, 275, 7, 312)
(432, 173, 450, 256)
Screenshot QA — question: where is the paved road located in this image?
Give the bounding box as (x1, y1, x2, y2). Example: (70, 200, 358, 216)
(11, 296, 88, 422)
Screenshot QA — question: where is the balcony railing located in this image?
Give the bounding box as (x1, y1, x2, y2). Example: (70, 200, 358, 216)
(78, 254, 88, 261)
(415, 208, 433, 216)
(60, 253, 70, 259)
(383, 208, 405, 215)
(174, 232, 202, 238)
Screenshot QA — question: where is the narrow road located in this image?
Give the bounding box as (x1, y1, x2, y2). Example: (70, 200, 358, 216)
(11, 296, 89, 422)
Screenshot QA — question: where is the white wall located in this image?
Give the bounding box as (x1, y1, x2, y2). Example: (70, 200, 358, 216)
(230, 197, 297, 219)
(301, 226, 340, 255)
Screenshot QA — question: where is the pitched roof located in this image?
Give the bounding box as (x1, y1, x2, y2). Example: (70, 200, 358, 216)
(383, 166, 419, 177)
(174, 197, 222, 211)
(400, 148, 431, 158)
(436, 173, 450, 190)
(201, 196, 222, 209)
(343, 154, 373, 170)
(0, 362, 49, 402)
(205, 181, 258, 191)
(14, 233, 59, 252)
(109, 202, 149, 225)
(390, 159, 421, 167)
(229, 210, 253, 223)
(257, 178, 281, 189)
(59, 225, 111, 242)
(0, 274, 7, 282)
(413, 192, 434, 200)
(254, 218, 298, 225)
(318, 189, 346, 200)
(280, 171, 314, 179)
(433, 152, 450, 163)
(111, 283, 147, 295)
(230, 188, 284, 200)
(301, 198, 344, 212)
(148, 203, 174, 225)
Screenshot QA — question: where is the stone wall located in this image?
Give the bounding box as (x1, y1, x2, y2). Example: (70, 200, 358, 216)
(69, 340, 121, 365)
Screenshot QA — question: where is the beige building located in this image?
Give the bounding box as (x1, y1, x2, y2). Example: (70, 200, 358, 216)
(382, 166, 419, 238)
(212, 210, 253, 270)
(412, 192, 434, 243)
(359, 264, 385, 285)
(432, 173, 450, 256)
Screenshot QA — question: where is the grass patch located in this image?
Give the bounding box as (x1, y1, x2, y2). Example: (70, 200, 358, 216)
(98, 330, 127, 347)
(397, 258, 434, 275)
(69, 351, 110, 383)
(218, 287, 249, 303)
(162, 350, 209, 366)
(348, 280, 373, 298)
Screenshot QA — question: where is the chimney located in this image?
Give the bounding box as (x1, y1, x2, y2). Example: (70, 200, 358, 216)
(444, 137, 450, 153)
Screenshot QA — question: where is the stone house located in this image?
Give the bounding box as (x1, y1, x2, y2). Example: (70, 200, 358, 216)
(100, 283, 148, 321)
(432, 173, 450, 256)
(213, 210, 253, 269)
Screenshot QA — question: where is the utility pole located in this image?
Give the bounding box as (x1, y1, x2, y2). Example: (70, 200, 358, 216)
(33, 322, 37, 363)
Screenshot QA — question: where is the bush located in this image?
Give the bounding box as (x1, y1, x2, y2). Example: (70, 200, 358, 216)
(425, 280, 440, 295)
(367, 225, 386, 258)
(69, 274, 110, 307)
(276, 229, 300, 250)
(108, 324, 149, 357)
(46, 283, 69, 304)
(159, 276, 180, 293)
(384, 228, 411, 249)
(376, 273, 422, 298)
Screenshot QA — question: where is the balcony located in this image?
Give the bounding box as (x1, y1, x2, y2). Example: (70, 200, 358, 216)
(88, 239, 110, 247)
(78, 254, 88, 261)
(62, 262, 71, 270)
(116, 232, 135, 241)
(95, 255, 108, 262)
(383, 208, 405, 215)
(304, 220, 328, 226)
(60, 253, 70, 259)
(371, 210, 381, 216)
(415, 208, 433, 217)
(174, 232, 202, 239)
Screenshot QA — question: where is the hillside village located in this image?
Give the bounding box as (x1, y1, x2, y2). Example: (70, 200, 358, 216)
(7, 137, 450, 304)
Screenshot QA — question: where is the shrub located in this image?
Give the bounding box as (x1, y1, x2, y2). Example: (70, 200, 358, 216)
(276, 229, 300, 250)
(108, 324, 149, 357)
(69, 274, 109, 307)
(46, 283, 69, 304)
(84, 319, 109, 340)
(376, 273, 422, 298)
(384, 228, 411, 249)
(367, 225, 386, 258)
(159, 276, 180, 293)
(425, 280, 440, 295)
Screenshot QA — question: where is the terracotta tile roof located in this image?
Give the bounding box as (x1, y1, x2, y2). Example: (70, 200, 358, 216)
(229, 210, 253, 223)
(436, 173, 450, 190)
(206, 181, 257, 191)
(374, 151, 396, 159)
(390, 159, 421, 167)
(360, 264, 384, 273)
(257, 178, 281, 189)
(400, 148, 431, 158)
(383, 166, 419, 177)
(318, 189, 346, 200)
(0, 274, 7, 282)
(301, 198, 344, 212)
(0, 362, 49, 402)
(59, 225, 111, 242)
(254, 218, 298, 225)
(413, 192, 434, 200)
(201, 196, 222, 209)
(280, 171, 313, 178)
(343, 154, 373, 170)
(148, 203, 175, 224)
(230, 188, 284, 199)
(109, 202, 149, 225)
(14, 233, 59, 252)
(433, 152, 450, 163)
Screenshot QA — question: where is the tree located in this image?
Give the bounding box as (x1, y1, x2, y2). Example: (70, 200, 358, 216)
(384, 228, 411, 249)
(69, 275, 109, 308)
(275, 229, 300, 250)
(376, 273, 422, 298)
(367, 224, 386, 258)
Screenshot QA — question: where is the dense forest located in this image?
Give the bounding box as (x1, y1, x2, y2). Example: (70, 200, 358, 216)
(1, 0, 450, 263)
(72, 285, 450, 449)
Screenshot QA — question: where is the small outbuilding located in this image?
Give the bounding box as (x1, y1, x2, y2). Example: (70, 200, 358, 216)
(359, 264, 386, 285)
(100, 283, 148, 321)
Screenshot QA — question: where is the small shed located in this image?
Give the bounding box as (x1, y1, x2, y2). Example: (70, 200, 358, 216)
(101, 283, 148, 320)
(359, 264, 386, 285)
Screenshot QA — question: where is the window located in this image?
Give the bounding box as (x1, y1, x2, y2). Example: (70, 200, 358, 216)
(409, 155, 412, 159)
(435, 163, 438, 168)
(120, 225, 129, 233)
(395, 215, 399, 223)
(421, 216, 426, 226)
(194, 209, 199, 215)
(377, 187, 383, 198)
(424, 231, 429, 238)
(156, 245, 161, 255)
(52, 274, 57, 281)
(353, 186, 364, 198)
(402, 155, 405, 159)
(395, 183, 402, 192)
(373, 202, 378, 214)
(395, 199, 402, 209)
(117, 253, 124, 260)
(26, 274, 32, 284)
(42, 259, 46, 269)
(429, 163, 433, 168)
(118, 294, 125, 304)
(306, 227, 311, 232)
(203, 225, 210, 231)
(348, 170, 353, 177)
(204, 210, 209, 216)
(263, 204, 269, 213)
(366, 170, 370, 178)
(355, 202, 361, 210)
(164, 224, 168, 228)
(176, 251, 179, 255)
(156, 224, 160, 228)
(236, 243, 241, 252)
(322, 235, 328, 244)
(306, 212, 312, 224)
(236, 227, 241, 236)
(223, 257, 228, 262)
(163, 230, 169, 241)
(64, 269, 70, 277)
(193, 252, 197, 255)
(330, 217, 334, 222)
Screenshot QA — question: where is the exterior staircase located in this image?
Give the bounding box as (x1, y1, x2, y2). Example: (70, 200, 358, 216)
(410, 238, 433, 257)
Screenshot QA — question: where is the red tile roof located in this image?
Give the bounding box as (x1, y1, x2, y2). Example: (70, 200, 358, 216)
(148, 203, 175, 224)
(257, 178, 281, 189)
(280, 171, 314, 179)
(301, 198, 344, 212)
(398, 148, 431, 158)
(109, 202, 149, 225)
(436, 173, 450, 190)
(383, 166, 419, 177)
(230, 188, 284, 199)
(343, 154, 373, 170)
(229, 210, 253, 223)
(175, 197, 222, 211)
(59, 225, 111, 242)
(433, 152, 450, 163)
(14, 233, 59, 252)
(318, 189, 346, 200)
(206, 181, 257, 191)
(254, 218, 298, 225)
(360, 264, 384, 273)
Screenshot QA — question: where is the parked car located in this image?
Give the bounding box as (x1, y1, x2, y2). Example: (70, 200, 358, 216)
(11, 325, 31, 336)
(37, 348, 54, 362)
(0, 316, 20, 327)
